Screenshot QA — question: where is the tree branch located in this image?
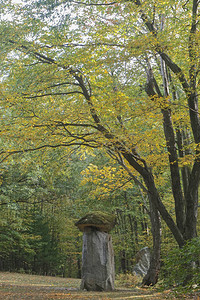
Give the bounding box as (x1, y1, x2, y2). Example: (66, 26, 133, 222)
(107, 150, 148, 193)
(0, 142, 99, 163)
(72, 1, 116, 6)
(23, 91, 83, 99)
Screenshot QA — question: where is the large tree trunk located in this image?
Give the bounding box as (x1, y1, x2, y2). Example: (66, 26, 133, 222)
(142, 196, 161, 286)
(132, 0, 200, 246)
(122, 151, 185, 247)
(184, 159, 200, 240)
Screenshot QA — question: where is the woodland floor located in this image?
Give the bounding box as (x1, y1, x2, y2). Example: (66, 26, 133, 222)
(0, 272, 200, 300)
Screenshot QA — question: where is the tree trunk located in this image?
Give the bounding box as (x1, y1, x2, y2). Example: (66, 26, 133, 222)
(77, 255, 81, 279)
(184, 159, 200, 240)
(120, 250, 126, 273)
(122, 151, 184, 247)
(145, 170, 184, 247)
(142, 195, 161, 286)
(161, 108, 185, 234)
(176, 128, 190, 199)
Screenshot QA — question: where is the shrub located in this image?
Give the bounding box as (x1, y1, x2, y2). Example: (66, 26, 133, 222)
(115, 273, 142, 288)
(161, 237, 200, 290)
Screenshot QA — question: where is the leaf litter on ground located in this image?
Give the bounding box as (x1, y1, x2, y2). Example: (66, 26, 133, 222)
(0, 272, 200, 299)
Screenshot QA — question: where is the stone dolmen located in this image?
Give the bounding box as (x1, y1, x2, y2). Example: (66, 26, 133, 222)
(75, 211, 116, 291)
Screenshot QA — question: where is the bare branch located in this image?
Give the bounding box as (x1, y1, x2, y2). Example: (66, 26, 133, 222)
(33, 121, 98, 129)
(0, 141, 99, 163)
(23, 91, 83, 99)
(41, 42, 124, 49)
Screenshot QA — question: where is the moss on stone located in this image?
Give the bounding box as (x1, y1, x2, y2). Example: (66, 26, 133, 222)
(75, 211, 116, 233)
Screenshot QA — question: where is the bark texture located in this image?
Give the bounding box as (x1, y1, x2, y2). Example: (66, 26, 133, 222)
(142, 201, 161, 286)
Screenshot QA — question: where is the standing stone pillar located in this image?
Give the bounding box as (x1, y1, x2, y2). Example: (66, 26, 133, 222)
(75, 212, 116, 291)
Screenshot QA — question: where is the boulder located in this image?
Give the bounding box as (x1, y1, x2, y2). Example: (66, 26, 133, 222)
(133, 247, 151, 277)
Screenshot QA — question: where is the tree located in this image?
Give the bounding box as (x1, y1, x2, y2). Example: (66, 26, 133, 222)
(0, 151, 84, 276)
(0, 0, 200, 285)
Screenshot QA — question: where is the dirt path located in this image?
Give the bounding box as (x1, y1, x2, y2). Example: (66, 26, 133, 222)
(0, 284, 171, 300)
(0, 272, 199, 299)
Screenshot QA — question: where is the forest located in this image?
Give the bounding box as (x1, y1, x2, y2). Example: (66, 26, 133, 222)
(0, 0, 200, 292)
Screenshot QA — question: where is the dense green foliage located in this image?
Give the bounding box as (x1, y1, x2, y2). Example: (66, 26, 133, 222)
(0, 150, 152, 276)
(161, 237, 200, 290)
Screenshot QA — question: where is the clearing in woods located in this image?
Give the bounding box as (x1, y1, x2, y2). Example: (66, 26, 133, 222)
(0, 272, 199, 299)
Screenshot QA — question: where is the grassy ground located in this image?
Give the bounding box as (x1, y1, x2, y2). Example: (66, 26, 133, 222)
(0, 272, 199, 299)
